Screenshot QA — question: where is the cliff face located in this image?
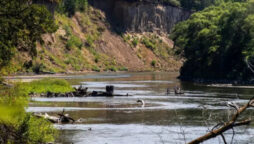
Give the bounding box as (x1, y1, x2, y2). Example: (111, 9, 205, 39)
(90, 0, 191, 33)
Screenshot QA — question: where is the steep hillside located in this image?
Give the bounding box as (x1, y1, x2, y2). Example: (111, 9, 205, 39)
(1, 7, 182, 74)
(1, 1, 185, 74)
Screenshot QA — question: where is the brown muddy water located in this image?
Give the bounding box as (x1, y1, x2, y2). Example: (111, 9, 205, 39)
(26, 72, 254, 144)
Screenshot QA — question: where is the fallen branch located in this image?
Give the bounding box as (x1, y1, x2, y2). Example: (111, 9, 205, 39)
(189, 97, 254, 144)
(34, 109, 75, 124)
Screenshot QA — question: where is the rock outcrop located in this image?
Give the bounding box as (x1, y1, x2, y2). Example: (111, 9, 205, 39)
(90, 0, 191, 33)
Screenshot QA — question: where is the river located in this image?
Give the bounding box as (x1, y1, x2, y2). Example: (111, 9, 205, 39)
(26, 72, 254, 143)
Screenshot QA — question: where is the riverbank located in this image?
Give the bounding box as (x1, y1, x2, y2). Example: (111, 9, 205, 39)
(4, 71, 254, 88)
(179, 75, 254, 86)
(0, 78, 64, 143)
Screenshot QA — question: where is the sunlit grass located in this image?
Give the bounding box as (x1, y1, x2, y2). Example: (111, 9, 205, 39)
(21, 78, 74, 94)
(0, 78, 67, 143)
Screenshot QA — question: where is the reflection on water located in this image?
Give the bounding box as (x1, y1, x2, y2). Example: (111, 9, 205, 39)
(28, 72, 254, 143)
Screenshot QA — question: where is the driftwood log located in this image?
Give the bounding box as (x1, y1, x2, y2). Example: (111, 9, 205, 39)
(57, 109, 75, 124)
(34, 109, 75, 124)
(31, 85, 131, 97)
(73, 85, 88, 97)
(189, 97, 254, 144)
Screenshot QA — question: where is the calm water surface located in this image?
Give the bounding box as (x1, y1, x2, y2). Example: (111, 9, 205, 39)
(27, 72, 254, 144)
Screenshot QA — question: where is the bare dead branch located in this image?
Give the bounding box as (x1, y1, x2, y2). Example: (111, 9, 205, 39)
(220, 133, 227, 144)
(188, 97, 254, 144)
(233, 119, 251, 127)
(211, 122, 224, 131)
(230, 127, 235, 144)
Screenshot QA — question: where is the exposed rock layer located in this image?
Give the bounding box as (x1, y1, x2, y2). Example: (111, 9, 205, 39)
(90, 0, 191, 33)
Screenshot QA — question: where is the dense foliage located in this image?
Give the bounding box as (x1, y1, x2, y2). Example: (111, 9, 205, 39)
(161, 0, 247, 10)
(0, 0, 57, 68)
(171, 1, 254, 81)
(58, 0, 89, 17)
(0, 78, 72, 143)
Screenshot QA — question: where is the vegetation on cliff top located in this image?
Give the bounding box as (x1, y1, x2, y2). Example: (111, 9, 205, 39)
(127, 0, 247, 11)
(172, 1, 254, 82)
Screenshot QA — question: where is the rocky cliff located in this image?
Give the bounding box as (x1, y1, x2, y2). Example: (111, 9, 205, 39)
(90, 0, 191, 33)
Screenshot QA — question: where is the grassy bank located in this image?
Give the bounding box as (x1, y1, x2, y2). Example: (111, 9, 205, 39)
(22, 78, 74, 94)
(0, 78, 73, 143)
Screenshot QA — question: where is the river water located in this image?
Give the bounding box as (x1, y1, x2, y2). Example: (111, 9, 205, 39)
(27, 72, 254, 143)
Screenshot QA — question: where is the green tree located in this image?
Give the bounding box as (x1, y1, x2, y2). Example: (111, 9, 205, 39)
(172, 1, 254, 81)
(0, 0, 57, 68)
(59, 0, 89, 17)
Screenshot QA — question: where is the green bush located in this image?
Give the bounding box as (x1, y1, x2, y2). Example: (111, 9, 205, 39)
(86, 35, 94, 47)
(0, 114, 57, 144)
(118, 67, 128, 71)
(122, 34, 131, 42)
(92, 65, 100, 72)
(66, 35, 83, 50)
(151, 60, 156, 67)
(32, 63, 46, 74)
(94, 56, 99, 63)
(63, 25, 72, 37)
(142, 37, 156, 50)
(105, 66, 117, 72)
(0, 81, 58, 143)
(132, 37, 139, 47)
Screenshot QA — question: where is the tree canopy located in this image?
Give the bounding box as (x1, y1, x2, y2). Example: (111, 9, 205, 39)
(161, 0, 247, 11)
(0, 0, 57, 67)
(171, 1, 254, 82)
(57, 0, 89, 17)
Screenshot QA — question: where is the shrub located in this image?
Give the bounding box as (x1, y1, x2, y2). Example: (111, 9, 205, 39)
(132, 37, 139, 47)
(92, 65, 100, 72)
(32, 63, 46, 74)
(123, 34, 131, 42)
(151, 60, 156, 67)
(86, 35, 94, 47)
(118, 67, 128, 71)
(106, 66, 117, 72)
(142, 37, 156, 50)
(0, 81, 58, 143)
(63, 25, 72, 37)
(94, 56, 99, 63)
(66, 35, 83, 50)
